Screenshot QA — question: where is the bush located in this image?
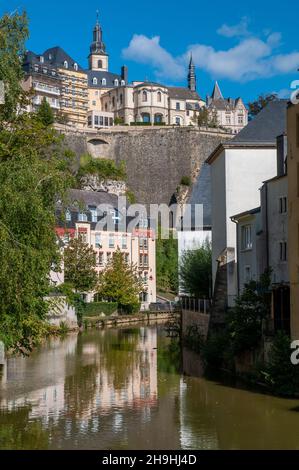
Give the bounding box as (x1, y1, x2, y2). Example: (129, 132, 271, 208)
(130, 122, 151, 126)
(259, 332, 299, 396)
(180, 176, 191, 186)
(84, 302, 118, 317)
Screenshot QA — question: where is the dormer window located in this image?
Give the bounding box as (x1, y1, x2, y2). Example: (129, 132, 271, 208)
(114, 79, 119, 87)
(39, 56, 44, 63)
(121, 80, 125, 86)
(93, 77, 98, 85)
(64, 60, 68, 69)
(65, 210, 71, 221)
(102, 78, 107, 86)
(74, 63, 78, 71)
(48, 54, 52, 60)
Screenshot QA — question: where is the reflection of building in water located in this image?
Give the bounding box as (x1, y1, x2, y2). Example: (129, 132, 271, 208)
(0, 328, 157, 428)
(0, 335, 78, 424)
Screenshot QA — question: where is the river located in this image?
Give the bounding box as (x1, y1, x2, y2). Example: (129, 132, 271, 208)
(0, 325, 299, 450)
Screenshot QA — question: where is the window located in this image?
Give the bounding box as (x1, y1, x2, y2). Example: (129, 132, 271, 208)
(142, 91, 147, 102)
(142, 113, 150, 123)
(122, 236, 127, 249)
(120, 94, 123, 105)
(114, 79, 119, 87)
(139, 238, 148, 249)
(139, 254, 143, 266)
(109, 234, 115, 248)
(121, 80, 125, 86)
(238, 115, 243, 124)
(279, 197, 287, 214)
(104, 116, 109, 126)
(107, 252, 112, 262)
(98, 252, 104, 266)
(89, 206, 97, 222)
(175, 116, 181, 125)
(40, 56, 44, 63)
(78, 212, 87, 222)
(176, 102, 180, 110)
(244, 266, 251, 283)
(143, 254, 148, 267)
(102, 78, 107, 86)
(280, 241, 287, 261)
(92, 100, 96, 106)
(99, 116, 104, 126)
(74, 63, 78, 71)
(157, 91, 162, 102)
(226, 115, 231, 124)
(95, 233, 101, 248)
(65, 210, 71, 221)
(94, 116, 99, 126)
(125, 253, 129, 264)
(64, 60, 68, 69)
(98, 60, 103, 69)
(112, 97, 115, 107)
(93, 77, 98, 85)
(241, 225, 252, 250)
(144, 272, 148, 283)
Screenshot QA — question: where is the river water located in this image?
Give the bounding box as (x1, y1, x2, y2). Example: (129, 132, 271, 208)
(0, 325, 299, 450)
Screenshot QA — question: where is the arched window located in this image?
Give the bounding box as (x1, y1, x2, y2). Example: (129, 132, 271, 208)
(98, 60, 102, 69)
(64, 60, 68, 69)
(157, 91, 162, 102)
(74, 63, 78, 71)
(114, 79, 119, 87)
(93, 77, 98, 85)
(102, 78, 107, 86)
(142, 90, 147, 102)
(112, 97, 115, 107)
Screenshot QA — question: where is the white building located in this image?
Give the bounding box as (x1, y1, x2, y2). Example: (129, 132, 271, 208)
(207, 100, 288, 309)
(206, 82, 248, 134)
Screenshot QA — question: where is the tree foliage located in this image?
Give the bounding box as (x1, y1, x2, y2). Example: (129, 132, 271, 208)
(192, 107, 219, 128)
(36, 97, 54, 126)
(248, 93, 277, 120)
(156, 229, 178, 294)
(228, 270, 272, 354)
(179, 242, 212, 298)
(64, 237, 98, 293)
(0, 11, 29, 122)
(98, 249, 143, 313)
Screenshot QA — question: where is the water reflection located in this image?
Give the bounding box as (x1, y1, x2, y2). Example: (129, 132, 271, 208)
(1, 327, 299, 449)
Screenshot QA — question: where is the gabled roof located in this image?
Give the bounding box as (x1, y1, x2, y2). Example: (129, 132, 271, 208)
(211, 81, 223, 100)
(168, 87, 202, 101)
(232, 99, 288, 144)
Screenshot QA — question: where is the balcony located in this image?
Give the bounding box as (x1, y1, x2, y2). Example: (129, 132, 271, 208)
(33, 82, 60, 96)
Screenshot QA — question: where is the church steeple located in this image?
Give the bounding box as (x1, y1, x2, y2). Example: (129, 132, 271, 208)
(188, 54, 196, 92)
(89, 11, 109, 71)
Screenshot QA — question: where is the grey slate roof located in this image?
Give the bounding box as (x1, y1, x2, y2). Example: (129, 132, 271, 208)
(180, 163, 211, 230)
(86, 70, 123, 88)
(211, 81, 223, 100)
(168, 87, 202, 101)
(232, 99, 288, 144)
(24, 47, 83, 71)
(67, 189, 120, 208)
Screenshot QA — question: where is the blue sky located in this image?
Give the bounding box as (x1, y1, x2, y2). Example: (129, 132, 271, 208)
(2, 0, 299, 103)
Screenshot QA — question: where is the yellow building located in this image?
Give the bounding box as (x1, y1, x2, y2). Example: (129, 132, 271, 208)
(287, 100, 299, 338)
(59, 67, 88, 128)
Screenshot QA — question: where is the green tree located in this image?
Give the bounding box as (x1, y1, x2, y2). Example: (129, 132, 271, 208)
(0, 12, 29, 123)
(36, 97, 54, 126)
(0, 12, 75, 352)
(228, 270, 272, 354)
(248, 93, 277, 119)
(179, 242, 212, 298)
(98, 249, 143, 313)
(156, 229, 178, 294)
(64, 237, 98, 293)
(192, 107, 219, 128)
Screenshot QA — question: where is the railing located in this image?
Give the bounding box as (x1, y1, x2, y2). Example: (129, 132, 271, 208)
(180, 296, 211, 314)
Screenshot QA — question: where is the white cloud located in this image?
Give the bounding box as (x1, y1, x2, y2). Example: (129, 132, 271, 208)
(122, 34, 185, 80)
(217, 17, 250, 38)
(122, 25, 299, 83)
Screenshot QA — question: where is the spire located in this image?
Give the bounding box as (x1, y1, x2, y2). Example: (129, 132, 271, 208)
(90, 10, 106, 54)
(188, 53, 196, 92)
(211, 81, 223, 100)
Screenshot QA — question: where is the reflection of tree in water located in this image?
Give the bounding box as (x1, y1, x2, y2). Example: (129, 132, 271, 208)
(0, 407, 49, 450)
(100, 328, 142, 391)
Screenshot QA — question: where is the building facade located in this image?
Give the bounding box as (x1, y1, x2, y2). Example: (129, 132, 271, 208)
(55, 189, 156, 308)
(208, 100, 287, 309)
(206, 82, 248, 134)
(287, 100, 299, 339)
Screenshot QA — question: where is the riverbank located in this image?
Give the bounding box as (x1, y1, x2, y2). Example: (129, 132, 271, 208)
(83, 310, 180, 329)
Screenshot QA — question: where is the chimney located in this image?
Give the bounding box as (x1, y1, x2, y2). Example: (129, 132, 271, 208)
(276, 134, 288, 177)
(121, 65, 128, 84)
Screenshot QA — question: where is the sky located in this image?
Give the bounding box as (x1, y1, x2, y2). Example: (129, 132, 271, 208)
(1, 0, 299, 104)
